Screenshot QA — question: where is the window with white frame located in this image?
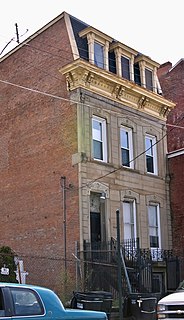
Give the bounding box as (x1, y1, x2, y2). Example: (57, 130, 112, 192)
(145, 68, 153, 91)
(123, 201, 137, 240)
(121, 56, 130, 80)
(92, 116, 107, 162)
(120, 126, 134, 168)
(145, 135, 157, 174)
(94, 42, 104, 68)
(148, 204, 161, 249)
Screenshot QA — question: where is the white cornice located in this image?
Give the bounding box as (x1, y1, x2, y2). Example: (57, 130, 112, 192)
(60, 59, 175, 120)
(79, 26, 113, 43)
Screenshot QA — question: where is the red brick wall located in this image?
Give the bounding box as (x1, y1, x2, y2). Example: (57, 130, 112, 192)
(168, 155, 184, 256)
(0, 17, 80, 275)
(158, 60, 184, 152)
(158, 60, 184, 257)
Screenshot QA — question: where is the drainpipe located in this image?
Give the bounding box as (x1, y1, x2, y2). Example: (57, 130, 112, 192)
(116, 209, 123, 320)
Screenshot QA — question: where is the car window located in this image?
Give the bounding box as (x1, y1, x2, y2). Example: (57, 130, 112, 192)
(0, 289, 5, 317)
(10, 288, 44, 316)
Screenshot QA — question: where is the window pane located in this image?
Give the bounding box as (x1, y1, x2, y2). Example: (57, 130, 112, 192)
(122, 149, 130, 167)
(121, 56, 130, 80)
(148, 205, 159, 248)
(121, 128, 132, 167)
(92, 117, 107, 162)
(121, 130, 129, 148)
(146, 155, 154, 173)
(94, 42, 104, 68)
(150, 235, 159, 248)
(145, 136, 157, 174)
(93, 140, 103, 160)
(145, 137, 153, 156)
(145, 68, 153, 91)
(123, 202, 134, 239)
(148, 206, 157, 226)
(11, 288, 43, 316)
(134, 63, 141, 86)
(93, 120, 102, 141)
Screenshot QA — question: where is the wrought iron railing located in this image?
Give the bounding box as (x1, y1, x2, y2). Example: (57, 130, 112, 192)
(81, 238, 174, 296)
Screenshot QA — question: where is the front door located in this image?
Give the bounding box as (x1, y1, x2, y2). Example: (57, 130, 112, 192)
(90, 212, 101, 244)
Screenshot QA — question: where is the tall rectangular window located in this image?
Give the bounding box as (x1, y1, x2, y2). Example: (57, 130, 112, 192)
(121, 56, 130, 80)
(123, 201, 136, 240)
(145, 135, 157, 174)
(94, 42, 104, 68)
(120, 127, 134, 168)
(145, 68, 153, 91)
(92, 116, 107, 162)
(148, 205, 161, 249)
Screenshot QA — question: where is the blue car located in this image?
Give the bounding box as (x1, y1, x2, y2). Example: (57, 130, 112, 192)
(0, 282, 108, 320)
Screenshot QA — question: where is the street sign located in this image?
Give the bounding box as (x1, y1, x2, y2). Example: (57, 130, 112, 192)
(1, 267, 9, 275)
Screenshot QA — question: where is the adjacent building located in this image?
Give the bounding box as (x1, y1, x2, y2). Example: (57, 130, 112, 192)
(158, 60, 184, 265)
(0, 12, 175, 295)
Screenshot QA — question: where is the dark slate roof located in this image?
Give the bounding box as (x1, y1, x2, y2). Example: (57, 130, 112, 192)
(69, 15, 89, 61)
(69, 14, 142, 87)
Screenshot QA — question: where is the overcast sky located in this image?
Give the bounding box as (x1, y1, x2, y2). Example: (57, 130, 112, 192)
(0, 0, 183, 66)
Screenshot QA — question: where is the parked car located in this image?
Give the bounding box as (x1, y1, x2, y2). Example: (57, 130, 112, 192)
(0, 282, 108, 320)
(157, 280, 184, 319)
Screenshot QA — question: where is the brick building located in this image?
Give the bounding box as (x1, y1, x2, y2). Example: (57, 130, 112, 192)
(158, 59, 184, 259)
(0, 12, 175, 295)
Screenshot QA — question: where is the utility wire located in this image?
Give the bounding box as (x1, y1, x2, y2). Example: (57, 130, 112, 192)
(1, 77, 183, 194)
(1, 34, 162, 91)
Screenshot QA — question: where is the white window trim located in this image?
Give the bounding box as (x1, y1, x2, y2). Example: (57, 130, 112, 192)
(148, 204, 161, 250)
(122, 200, 137, 241)
(92, 116, 107, 162)
(145, 134, 158, 175)
(120, 126, 134, 169)
(148, 204, 162, 261)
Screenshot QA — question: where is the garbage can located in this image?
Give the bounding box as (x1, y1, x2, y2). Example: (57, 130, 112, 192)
(71, 291, 113, 319)
(124, 293, 157, 320)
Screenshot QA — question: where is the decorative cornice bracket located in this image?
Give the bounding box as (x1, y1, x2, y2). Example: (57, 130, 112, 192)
(138, 96, 149, 109)
(159, 105, 171, 117)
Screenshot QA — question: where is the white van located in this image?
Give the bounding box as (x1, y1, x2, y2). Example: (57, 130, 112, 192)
(157, 281, 184, 319)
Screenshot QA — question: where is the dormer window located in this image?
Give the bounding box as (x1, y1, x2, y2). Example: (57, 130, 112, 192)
(94, 42, 104, 68)
(79, 26, 113, 71)
(121, 56, 130, 80)
(135, 55, 160, 93)
(110, 42, 138, 81)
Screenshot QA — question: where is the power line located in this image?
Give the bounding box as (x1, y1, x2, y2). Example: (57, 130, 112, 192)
(1, 78, 183, 193)
(1, 31, 162, 92)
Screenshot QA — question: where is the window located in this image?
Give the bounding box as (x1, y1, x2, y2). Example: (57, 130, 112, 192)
(121, 56, 130, 80)
(134, 63, 141, 86)
(92, 116, 107, 162)
(123, 201, 137, 240)
(11, 288, 44, 316)
(148, 204, 161, 249)
(120, 127, 134, 168)
(145, 68, 153, 91)
(145, 135, 157, 174)
(0, 289, 5, 317)
(94, 42, 104, 68)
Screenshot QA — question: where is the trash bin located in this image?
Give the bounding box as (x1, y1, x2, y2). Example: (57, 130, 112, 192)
(124, 293, 157, 320)
(71, 291, 113, 319)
